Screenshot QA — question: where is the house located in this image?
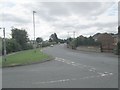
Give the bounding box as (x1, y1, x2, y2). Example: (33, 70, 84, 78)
(93, 33, 115, 52)
(92, 33, 101, 41)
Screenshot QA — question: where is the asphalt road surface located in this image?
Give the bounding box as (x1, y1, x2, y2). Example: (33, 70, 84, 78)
(2, 44, 118, 88)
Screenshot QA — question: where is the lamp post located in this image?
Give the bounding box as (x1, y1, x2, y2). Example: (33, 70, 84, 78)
(0, 27, 6, 61)
(33, 11, 36, 52)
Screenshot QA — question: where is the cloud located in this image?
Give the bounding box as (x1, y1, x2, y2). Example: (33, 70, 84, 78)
(0, 1, 118, 40)
(36, 2, 114, 21)
(41, 2, 70, 16)
(1, 13, 30, 24)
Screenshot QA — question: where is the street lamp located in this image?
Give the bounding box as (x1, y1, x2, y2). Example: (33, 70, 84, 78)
(33, 11, 36, 52)
(0, 27, 6, 61)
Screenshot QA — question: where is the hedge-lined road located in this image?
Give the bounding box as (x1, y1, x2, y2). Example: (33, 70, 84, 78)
(3, 44, 118, 88)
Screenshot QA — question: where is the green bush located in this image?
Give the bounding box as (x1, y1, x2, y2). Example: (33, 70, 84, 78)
(2, 39, 21, 54)
(42, 42, 51, 47)
(25, 43, 33, 50)
(68, 36, 100, 49)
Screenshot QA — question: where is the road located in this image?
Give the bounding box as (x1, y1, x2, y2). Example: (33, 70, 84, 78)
(2, 44, 118, 88)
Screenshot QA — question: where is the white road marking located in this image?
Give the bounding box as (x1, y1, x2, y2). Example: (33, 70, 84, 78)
(35, 79, 70, 84)
(97, 72, 113, 77)
(55, 57, 95, 70)
(33, 57, 114, 85)
(34, 72, 113, 85)
(55, 57, 113, 77)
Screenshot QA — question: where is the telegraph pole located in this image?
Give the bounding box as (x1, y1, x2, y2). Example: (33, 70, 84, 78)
(3, 28, 6, 61)
(33, 11, 36, 52)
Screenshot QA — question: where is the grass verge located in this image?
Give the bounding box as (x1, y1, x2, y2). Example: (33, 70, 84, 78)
(2, 48, 53, 67)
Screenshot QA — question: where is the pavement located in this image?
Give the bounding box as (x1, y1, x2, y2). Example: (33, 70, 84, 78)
(2, 44, 118, 88)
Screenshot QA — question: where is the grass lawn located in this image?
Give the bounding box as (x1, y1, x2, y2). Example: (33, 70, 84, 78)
(2, 48, 52, 67)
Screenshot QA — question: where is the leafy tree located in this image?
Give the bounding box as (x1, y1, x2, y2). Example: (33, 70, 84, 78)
(49, 38, 52, 42)
(25, 43, 33, 50)
(86, 36, 95, 45)
(42, 41, 51, 47)
(67, 35, 100, 49)
(58, 39, 64, 43)
(66, 37, 73, 44)
(2, 28, 34, 54)
(49, 33, 59, 43)
(2, 39, 21, 54)
(70, 39, 77, 49)
(118, 26, 120, 34)
(36, 37, 43, 48)
(11, 28, 29, 50)
(36, 37, 43, 44)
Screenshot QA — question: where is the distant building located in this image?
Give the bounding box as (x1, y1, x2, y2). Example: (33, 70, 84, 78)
(92, 33, 101, 41)
(93, 33, 116, 52)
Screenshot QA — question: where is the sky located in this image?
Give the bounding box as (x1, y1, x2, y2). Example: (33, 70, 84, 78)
(0, 0, 118, 40)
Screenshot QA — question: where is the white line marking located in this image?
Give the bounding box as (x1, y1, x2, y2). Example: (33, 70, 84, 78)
(55, 57, 114, 78)
(34, 72, 113, 85)
(55, 57, 96, 70)
(33, 57, 114, 85)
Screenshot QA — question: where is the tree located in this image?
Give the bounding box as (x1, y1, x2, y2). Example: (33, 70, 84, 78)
(58, 39, 66, 43)
(49, 33, 59, 43)
(36, 37, 43, 48)
(87, 36, 95, 45)
(67, 35, 100, 49)
(70, 39, 77, 49)
(49, 38, 52, 42)
(1, 28, 33, 54)
(66, 37, 72, 44)
(2, 39, 21, 54)
(36, 37, 43, 44)
(118, 26, 120, 34)
(11, 28, 29, 50)
(66, 37, 73, 48)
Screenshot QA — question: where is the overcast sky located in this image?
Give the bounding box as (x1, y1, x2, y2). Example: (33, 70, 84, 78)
(0, 0, 118, 40)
